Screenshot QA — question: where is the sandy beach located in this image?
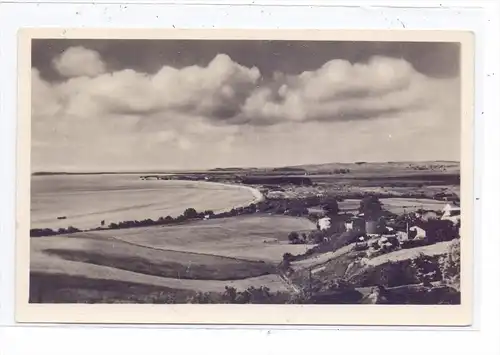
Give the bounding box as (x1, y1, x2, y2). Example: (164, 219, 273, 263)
(31, 175, 265, 230)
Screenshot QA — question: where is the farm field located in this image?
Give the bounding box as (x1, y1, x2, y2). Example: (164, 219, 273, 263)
(338, 198, 449, 214)
(31, 237, 289, 293)
(32, 235, 276, 280)
(96, 215, 316, 262)
(30, 215, 316, 301)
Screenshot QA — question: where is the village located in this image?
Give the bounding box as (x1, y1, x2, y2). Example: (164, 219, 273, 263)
(311, 198, 460, 254)
(274, 192, 462, 304)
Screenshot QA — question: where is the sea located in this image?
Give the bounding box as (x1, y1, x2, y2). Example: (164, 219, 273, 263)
(31, 174, 258, 230)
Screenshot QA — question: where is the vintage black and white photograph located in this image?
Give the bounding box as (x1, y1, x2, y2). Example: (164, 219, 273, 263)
(17, 29, 474, 324)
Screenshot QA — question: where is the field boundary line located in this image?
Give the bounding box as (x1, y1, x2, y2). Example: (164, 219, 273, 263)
(104, 234, 272, 264)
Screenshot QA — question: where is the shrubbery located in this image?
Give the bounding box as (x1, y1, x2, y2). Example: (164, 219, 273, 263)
(30, 226, 81, 237)
(186, 286, 294, 304)
(439, 239, 461, 290)
(410, 253, 442, 285)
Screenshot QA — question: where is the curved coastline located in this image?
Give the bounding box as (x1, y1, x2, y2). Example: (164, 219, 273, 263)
(196, 180, 265, 213)
(31, 177, 265, 232)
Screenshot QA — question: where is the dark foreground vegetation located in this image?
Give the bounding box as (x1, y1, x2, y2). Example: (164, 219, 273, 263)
(283, 238, 461, 305)
(29, 273, 296, 304)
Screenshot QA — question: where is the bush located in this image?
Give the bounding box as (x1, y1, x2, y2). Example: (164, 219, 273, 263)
(186, 292, 214, 304)
(410, 253, 442, 285)
(282, 252, 295, 262)
(350, 260, 420, 288)
(322, 198, 339, 215)
(439, 239, 461, 290)
(183, 208, 198, 219)
(288, 232, 300, 244)
(354, 242, 369, 251)
(66, 226, 81, 233)
(325, 278, 353, 291)
(359, 195, 383, 219)
(108, 223, 119, 229)
(401, 239, 429, 249)
(309, 230, 326, 244)
(30, 228, 57, 237)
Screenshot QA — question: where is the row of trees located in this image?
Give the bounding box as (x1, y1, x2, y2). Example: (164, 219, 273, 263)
(287, 230, 327, 245)
(29, 208, 217, 237)
(30, 226, 81, 237)
(31, 194, 386, 238)
(185, 286, 301, 304)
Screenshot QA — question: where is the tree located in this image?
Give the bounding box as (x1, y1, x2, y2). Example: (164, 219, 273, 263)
(410, 253, 442, 286)
(288, 231, 300, 244)
(359, 195, 383, 219)
(439, 239, 460, 290)
(323, 197, 339, 215)
(309, 230, 325, 244)
(183, 208, 198, 219)
(222, 286, 238, 303)
(66, 226, 81, 233)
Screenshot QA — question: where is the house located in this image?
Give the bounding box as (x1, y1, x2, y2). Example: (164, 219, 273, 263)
(365, 220, 378, 235)
(396, 230, 409, 241)
(318, 216, 331, 231)
(344, 217, 365, 233)
(409, 225, 427, 240)
(361, 216, 386, 235)
(378, 235, 399, 250)
(415, 210, 439, 221)
(441, 203, 461, 225)
(442, 203, 460, 215)
(408, 218, 458, 243)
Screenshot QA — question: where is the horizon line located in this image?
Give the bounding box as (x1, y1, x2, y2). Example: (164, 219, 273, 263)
(31, 159, 460, 175)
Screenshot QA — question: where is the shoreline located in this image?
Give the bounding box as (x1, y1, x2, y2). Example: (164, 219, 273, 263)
(200, 180, 265, 213)
(31, 179, 266, 232)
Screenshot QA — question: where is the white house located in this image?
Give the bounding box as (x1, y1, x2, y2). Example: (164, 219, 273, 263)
(396, 231, 409, 241)
(442, 203, 460, 217)
(318, 216, 331, 231)
(441, 203, 461, 225)
(409, 225, 427, 240)
(415, 211, 439, 221)
(344, 217, 365, 233)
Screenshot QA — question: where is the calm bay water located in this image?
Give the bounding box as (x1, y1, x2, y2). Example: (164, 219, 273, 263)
(31, 174, 258, 230)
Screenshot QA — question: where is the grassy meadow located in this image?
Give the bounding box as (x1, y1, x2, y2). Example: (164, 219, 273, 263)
(30, 215, 316, 302)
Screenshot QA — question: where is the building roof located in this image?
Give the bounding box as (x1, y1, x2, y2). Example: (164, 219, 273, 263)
(443, 203, 461, 212)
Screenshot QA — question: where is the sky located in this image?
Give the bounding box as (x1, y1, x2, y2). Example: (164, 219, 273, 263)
(31, 39, 461, 172)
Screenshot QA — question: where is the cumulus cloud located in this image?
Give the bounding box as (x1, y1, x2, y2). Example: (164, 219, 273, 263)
(40, 52, 438, 127)
(52, 46, 106, 78)
(31, 48, 460, 171)
(238, 56, 433, 125)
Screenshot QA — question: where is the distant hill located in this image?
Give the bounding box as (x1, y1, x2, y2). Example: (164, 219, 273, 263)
(272, 167, 307, 173)
(32, 161, 460, 177)
(208, 167, 246, 172)
(286, 161, 460, 175)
